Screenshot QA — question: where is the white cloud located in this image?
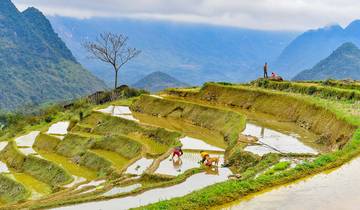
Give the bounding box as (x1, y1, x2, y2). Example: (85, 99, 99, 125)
(12, 0, 360, 31)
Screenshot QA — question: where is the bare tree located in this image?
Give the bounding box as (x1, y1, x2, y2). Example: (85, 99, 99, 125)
(83, 33, 141, 89)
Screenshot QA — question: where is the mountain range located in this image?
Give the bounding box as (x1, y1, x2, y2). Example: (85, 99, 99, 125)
(48, 16, 297, 86)
(132, 71, 189, 92)
(0, 0, 106, 110)
(293, 42, 360, 81)
(273, 21, 360, 78)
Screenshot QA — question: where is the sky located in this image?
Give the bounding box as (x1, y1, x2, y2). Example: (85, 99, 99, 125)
(12, 0, 360, 31)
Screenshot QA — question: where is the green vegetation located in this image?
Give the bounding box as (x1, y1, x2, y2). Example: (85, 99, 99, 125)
(227, 148, 261, 173)
(87, 112, 181, 154)
(0, 82, 146, 143)
(0, 174, 29, 203)
(34, 134, 61, 152)
(240, 153, 281, 180)
(90, 136, 142, 159)
(262, 161, 291, 176)
(322, 79, 360, 91)
(77, 151, 112, 176)
(251, 79, 360, 101)
(0, 1, 107, 111)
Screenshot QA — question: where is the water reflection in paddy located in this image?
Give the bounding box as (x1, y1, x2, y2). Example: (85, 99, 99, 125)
(58, 168, 232, 210)
(103, 184, 142, 196)
(47, 121, 70, 135)
(97, 106, 139, 122)
(0, 162, 9, 173)
(180, 137, 225, 152)
(243, 123, 318, 155)
(126, 158, 153, 175)
(219, 157, 360, 210)
(15, 131, 40, 147)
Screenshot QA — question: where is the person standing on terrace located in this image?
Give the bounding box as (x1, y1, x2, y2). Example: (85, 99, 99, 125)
(264, 62, 269, 78)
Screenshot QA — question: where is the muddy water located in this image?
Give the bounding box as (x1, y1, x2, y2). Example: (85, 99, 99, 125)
(133, 112, 227, 149)
(8, 172, 51, 199)
(57, 168, 232, 210)
(156, 152, 224, 176)
(36, 150, 97, 180)
(91, 149, 129, 171)
(47, 121, 70, 135)
(218, 157, 360, 210)
(243, 123, 318, 155)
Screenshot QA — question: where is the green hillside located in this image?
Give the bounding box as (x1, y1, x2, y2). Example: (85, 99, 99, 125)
(0, 0, 107, 111)
(293, 42, 360, 81)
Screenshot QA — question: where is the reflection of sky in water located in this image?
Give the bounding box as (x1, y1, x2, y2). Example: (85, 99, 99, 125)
(0, 162, 9, 173)
(243, 123, 317, 155)
(47, 122, 70, 135)
(126, 158, 153, 175)
(222, 157, 360, 210)
(103, 184, 142, 196)
(15, 131, 40, 147)
(97, 106, 139, 122)
(180, 136, 225, 152)
(57, 168, 232, 210)
(15, 131, 40, 155)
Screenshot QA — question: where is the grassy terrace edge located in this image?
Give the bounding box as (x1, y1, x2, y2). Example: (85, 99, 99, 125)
(137, 83, 360, 210)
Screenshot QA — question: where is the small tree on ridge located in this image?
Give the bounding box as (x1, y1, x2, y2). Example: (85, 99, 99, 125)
(83, 32, 141, 89)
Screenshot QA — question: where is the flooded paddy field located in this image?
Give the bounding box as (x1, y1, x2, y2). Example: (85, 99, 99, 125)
(1, 86, 356, 210)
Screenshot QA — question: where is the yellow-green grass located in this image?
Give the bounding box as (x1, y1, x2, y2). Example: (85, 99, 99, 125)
(127, 133, 169, 155)
(251, 79, 360, 101)
(0, 173, 29, 204)
(86, 112, 181, 149)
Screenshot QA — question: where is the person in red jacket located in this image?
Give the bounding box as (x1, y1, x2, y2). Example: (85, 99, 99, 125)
(170, 146, 184, 160)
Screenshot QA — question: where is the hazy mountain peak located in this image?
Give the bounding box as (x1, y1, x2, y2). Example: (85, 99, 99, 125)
(23, 7, 44, 17)
(22, 6, 76, 62)
(333, 42, 359, 54)
(345, 19, 360, 35)
(293, 42, 360, 81)
(132, 71, 189, 92)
